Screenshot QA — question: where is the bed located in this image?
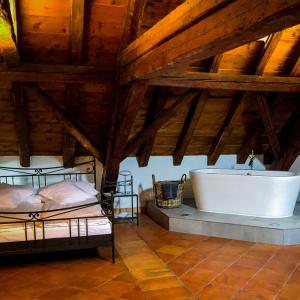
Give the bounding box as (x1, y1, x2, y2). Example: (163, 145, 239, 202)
(0, 159, 115, 262)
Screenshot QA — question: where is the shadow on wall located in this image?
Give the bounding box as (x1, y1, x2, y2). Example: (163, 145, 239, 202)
(138, 179, 194, 209)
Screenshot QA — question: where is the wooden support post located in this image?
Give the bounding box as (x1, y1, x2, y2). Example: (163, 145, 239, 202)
(105, 81, 148, 181)
(23, 83, 105, 164)
(13, 82, 30, 167)
(136, 88, 167, 167)
(63, 0, 85, 167)
(123, 90, 199, 158)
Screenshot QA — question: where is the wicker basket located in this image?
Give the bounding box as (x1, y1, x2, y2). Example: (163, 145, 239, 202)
(152, 174, 186, 208)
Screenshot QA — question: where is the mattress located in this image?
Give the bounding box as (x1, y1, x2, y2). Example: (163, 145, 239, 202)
(0, 199, 111, 243)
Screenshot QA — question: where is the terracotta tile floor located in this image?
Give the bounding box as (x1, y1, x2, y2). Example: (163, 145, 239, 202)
(1, 214, 300, 299)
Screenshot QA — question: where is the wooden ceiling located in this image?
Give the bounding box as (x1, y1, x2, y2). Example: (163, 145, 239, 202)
(0, 0, 300, 180)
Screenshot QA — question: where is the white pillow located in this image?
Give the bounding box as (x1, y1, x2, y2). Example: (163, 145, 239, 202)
(38, 181, 94, 205)
(0, 183, 36, 209)
(72, 181, 98, 196)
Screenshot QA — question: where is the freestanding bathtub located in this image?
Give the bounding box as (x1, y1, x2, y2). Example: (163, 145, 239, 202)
(190, 169, 300, 218)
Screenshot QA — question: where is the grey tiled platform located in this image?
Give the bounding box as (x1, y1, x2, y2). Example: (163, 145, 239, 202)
(146, 199, 300, 245)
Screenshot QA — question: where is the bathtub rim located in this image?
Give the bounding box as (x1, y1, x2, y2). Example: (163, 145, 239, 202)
(189, 168, 299, 178)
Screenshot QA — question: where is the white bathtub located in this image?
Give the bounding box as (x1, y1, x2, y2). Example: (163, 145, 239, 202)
(190, 169, 300, 218)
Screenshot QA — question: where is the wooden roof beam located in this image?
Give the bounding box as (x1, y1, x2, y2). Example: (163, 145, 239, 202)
(120, 0, 300, 84)
(63, 0, 86, 168)
(105, 81, 148, 181)
(270, 107, 300, 170)
(149, 72, 300, 92)
(0, 0, 19, 66)
(256, 94, 281, 159)
(136, 88, 167, 167)
(13, 82, 30, 167)
(172, 55, 223, 166)
(123, 91, 199, 158)
(207, 93, 246, 165)
(128, 0, 147, 43)
(23, 83, 105, 164)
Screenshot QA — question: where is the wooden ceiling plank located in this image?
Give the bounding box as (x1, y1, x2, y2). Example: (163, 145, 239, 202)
(149, 72, 300, 92)
(123, 90, 199, 158)
(136, 88, 167, 167)
(13, 82, 30, 167)
(63, 0, 86, 168)
(23, 83, 105, 164)
(121, 0, 300, 84)
(0, 0, 19, 66)
(207, 93, 246, 165)
(256, 94, 281, 158)
(105, 80, 148, 181)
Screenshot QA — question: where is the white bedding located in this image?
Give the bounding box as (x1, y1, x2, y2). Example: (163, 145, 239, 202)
(0, 198, 111, 243)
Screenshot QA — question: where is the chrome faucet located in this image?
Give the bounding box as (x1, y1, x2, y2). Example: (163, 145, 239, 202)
(248, 150, 255, 170)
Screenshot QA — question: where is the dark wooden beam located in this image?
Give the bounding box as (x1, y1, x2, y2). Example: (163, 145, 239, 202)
(121, 0, 300, 83)
(13, 82, 30, 167)
(63, 84, 81, 168)
(70, 0, 85, 63)
(270, 107, 300, 170)
(136, 88, 167, 167)
(149, 71, 300, 92)
(123, 90, 199, 158)
(23, 83, 105, 164)
(173, 90, 207, 165)
(63, 0, 85, 168)
(237, 32, 285, 163)
(256, 94, 281, 159)
(129, 0, 147, 43)
(105, 81, 148, 181)
(0, 69, 111, 82)
(208, 93, 246, 165)
(172, 55, 223, 166)
(0, 0, 19, 66)
(291, 55, 300, 77)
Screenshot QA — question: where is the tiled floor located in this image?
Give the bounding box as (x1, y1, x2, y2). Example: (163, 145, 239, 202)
(1, 214, 300, 299)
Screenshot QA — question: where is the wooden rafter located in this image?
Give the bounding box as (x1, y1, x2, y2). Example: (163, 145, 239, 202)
(13, 82, 30, 167)
(0, 0, 19, 66)
(238, 35, 298, 164)
(129, 0, 147, 43)
(120, 0, 233, 67)
(270, 106, 300, 170)
(149, 72, 300, 92)
(291, 55, 300, 76)
(123, 91, 199, 158)
(173, 55, 223, 166)
(23, 83, 105, 164)
(63, 0, 86, 168)
(207, 93, 246, 165)
(136, 88, 167, 167)
(256, 94, 281, 159)
(121, 0, 300, 84)
(105, 81, 148, 181)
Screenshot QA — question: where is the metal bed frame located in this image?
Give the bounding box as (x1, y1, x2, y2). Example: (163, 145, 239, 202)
(0, 159, 115, 262)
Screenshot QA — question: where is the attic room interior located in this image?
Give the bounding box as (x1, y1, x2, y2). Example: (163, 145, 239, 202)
(0, 0, 300, 299)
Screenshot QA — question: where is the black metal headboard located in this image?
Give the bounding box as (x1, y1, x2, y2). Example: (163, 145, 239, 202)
(0, 158, 97, 188)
